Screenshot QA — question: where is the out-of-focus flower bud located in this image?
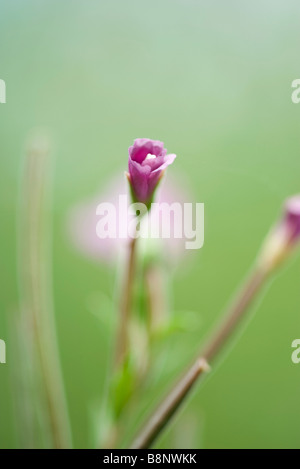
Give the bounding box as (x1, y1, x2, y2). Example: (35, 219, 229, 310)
(258, 195, 300, 273)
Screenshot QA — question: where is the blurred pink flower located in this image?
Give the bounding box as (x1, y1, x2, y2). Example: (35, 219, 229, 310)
(258, 194, 300, 273)
(282, 195, 300, 245)
(127, 138, 176, 205)
(67, 175, 191, 265)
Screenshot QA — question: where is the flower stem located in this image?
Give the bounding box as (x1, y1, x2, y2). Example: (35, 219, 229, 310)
(19, 135, 72, 448)
(115, 237, 137, 367)
(145, 264, 167, 335)
(131, 267, 267, 449)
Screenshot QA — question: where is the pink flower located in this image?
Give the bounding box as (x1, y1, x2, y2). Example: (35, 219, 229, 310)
(127, 138, 176, 206)
(283, 195, 300, 245)
(258, 195, 300, 273)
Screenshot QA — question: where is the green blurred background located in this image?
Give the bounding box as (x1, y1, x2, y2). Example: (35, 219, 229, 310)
(1, 0, 300, 449)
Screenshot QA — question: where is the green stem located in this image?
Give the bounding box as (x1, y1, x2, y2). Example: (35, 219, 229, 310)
(131, 267, 267, 449)
(20, 136, 72, 449)
(115, 237, 137, 368)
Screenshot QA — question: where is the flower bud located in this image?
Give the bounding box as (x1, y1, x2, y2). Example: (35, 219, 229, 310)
(127, 138, 176, 206)
(258, 195, 300, 273)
